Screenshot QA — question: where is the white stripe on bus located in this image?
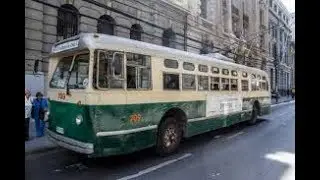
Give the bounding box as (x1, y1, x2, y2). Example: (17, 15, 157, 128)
(97, 109, 256, 137)
(96, 125, 158, 136)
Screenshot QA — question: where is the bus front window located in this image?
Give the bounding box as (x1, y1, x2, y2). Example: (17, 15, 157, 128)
(50, 53, 89, 89)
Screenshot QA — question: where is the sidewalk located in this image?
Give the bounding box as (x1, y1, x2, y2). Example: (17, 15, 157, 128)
(271, 96, 294, 104)
(25, 96, 295, 155)
(25, 120, 58, 155)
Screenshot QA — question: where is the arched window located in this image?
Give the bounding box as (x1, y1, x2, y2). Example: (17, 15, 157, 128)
(162, 28, 176, 48)
(57, 4, 79, 40)
(97, 15, 115, 35)
(130, 24, 143, 41)
(200, 40, 212, 54)
(200, 0, 207, 19)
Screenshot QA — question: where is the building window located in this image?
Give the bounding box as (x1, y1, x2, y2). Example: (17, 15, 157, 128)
(243, 14, 249, 37)
(126, 53, 151, 89)
(130, 24, 143, 41)
(200, 40, 211, 54)
(200, 0, 207, 19)
(260, 9, 264, 25)
(211, 77, 220, 91)
(260, 34, 264, 48)
(183, 62, 195, 71)
(97, 15, 115, 35)
(272, 43, 277, 59)
(164, 59, 178, 69)
(269, 0, 273, 7)
(241, 80, 249, 91)
(198, 76, 209, 90)
(270, 69, 274, 90)
(163, 73, 179, 90)
(57, 4, 79, 40)
(198, 64, 208, 72)
(162, 28, 176, 48)
(182, 74, 196, 90)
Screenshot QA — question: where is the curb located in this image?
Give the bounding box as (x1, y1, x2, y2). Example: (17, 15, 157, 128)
(271, 100, 295, 108)
(25, 146, 60, 156)
(25, 136, 60, 156)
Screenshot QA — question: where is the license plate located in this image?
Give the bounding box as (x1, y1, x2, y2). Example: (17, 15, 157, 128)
(56, 126, 64, 134)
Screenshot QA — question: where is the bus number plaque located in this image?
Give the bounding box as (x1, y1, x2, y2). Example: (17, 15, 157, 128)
(58, 92, 66, 100)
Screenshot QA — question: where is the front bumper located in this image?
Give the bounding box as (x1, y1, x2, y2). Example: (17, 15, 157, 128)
(46, 129, 94, 154)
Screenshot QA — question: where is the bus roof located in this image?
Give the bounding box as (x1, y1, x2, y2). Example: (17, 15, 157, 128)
(51, 33, 268, 76)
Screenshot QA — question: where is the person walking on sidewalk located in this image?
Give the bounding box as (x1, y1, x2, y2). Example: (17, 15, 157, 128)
(32, 92, 48, 137)
(291, 88, 295, 99)
(25, 89, 33, 141)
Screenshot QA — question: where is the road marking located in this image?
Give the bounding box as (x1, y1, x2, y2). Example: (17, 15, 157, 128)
(227, 131, 244, 140)
(117, 153, 192, 180)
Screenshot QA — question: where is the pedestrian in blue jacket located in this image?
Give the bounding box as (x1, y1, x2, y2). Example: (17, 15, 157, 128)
(32, 92, 48, 137)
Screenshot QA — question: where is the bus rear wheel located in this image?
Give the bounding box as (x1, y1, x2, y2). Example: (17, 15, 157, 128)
(156, 117, 182, 156)
(248, 104, 258, 125)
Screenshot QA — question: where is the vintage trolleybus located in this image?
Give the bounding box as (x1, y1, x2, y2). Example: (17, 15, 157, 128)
(46, 33, 271, 157)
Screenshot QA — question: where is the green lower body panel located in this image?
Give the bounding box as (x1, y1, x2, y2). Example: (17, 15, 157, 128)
(261, 105, 271, 116)
(92, 129, 157, 157)
(48, 97, 271, 157)
(186, 110, 252, 137)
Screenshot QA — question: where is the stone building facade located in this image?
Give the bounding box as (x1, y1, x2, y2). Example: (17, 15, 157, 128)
(267, 0, 293, 94)
(25, 0, 270, 95)
(289, 12, 295, 89)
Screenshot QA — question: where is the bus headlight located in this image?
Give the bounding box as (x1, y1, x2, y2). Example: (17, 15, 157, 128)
(75, 115, 83, 125)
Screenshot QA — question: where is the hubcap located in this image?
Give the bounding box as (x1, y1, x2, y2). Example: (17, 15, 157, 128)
(163, 126, 178, 147)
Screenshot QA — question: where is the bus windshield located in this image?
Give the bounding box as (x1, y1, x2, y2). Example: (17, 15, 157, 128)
(50, 53, 89, 89)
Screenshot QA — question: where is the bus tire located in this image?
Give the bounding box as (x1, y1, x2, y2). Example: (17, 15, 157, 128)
(248, 104, 258, 125)
(156, 117, 182, 156)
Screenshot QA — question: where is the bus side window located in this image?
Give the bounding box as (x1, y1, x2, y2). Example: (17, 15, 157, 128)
(221, 78, 230, 91)
(97, 51, 110, 89)
(241, 80, 249, 91)
(126, 53, 152, 89)
(163, 73, 179, 90)
(210, 77, 220, 91)
(231, 79, 238, 91)
(182, 74, 196, 90)
(251, 74, 258, 91)
(259, 81, 267, 91)
(198, 76, 209, 91)
(95, 50, 124, 89)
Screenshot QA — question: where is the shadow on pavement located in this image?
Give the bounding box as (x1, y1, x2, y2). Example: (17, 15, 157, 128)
(76, 118, 269, 170)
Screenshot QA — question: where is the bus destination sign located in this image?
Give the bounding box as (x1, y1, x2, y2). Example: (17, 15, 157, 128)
(52, 39, 79, 53)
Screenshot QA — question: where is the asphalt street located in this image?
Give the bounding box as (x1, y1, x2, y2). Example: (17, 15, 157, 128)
(25, 102, 295, 180)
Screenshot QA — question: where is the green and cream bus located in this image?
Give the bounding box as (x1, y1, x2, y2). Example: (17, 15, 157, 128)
(46, 33, 271, 157)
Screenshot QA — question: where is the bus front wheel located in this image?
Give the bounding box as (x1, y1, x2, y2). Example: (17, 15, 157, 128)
(156, 117, 182, 156)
